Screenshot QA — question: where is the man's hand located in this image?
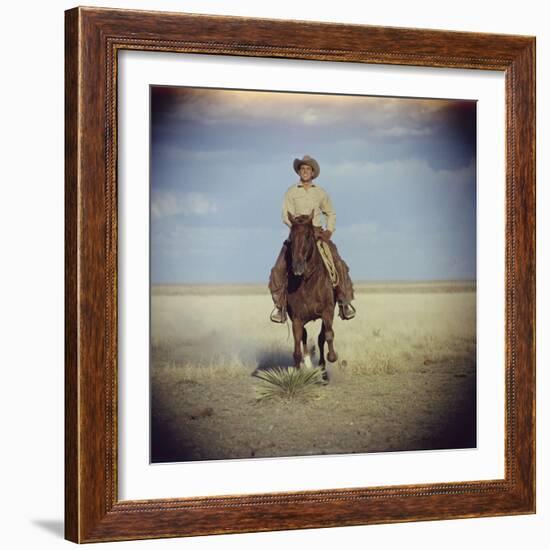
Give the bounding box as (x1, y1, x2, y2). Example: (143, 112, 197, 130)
(314, 227, 332, 242)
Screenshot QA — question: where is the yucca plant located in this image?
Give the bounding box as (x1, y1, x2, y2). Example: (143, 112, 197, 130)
(253, 367, 324, 401)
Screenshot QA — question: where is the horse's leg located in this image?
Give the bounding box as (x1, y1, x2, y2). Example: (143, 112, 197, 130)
(302, 326, 312, 368)
(318, 322, 326, 366)
(322, 311, 338, 363)
(292, 318, 304, 368)
(317, 322, 329, 383)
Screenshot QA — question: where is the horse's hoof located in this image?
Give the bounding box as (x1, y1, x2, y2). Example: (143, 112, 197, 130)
(315, 366, 329, 385)
(328, 351, 338, 363)
(317, 366, 329, 384)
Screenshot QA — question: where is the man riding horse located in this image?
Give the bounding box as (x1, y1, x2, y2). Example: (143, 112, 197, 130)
(268, 155, 356, 323)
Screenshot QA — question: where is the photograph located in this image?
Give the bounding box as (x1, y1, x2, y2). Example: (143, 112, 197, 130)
(149, 86, 478, 463)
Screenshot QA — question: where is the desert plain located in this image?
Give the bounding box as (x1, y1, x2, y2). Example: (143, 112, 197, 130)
(151, 281, 476, 463)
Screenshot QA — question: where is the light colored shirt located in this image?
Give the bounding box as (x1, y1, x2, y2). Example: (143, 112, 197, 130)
(282, 182, 336, 232)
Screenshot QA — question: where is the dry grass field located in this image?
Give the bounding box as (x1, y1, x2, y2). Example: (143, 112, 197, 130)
(151, 282, 476, 462)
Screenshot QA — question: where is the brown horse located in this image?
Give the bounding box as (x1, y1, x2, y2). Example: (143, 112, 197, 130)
(285, 210, 338, 382)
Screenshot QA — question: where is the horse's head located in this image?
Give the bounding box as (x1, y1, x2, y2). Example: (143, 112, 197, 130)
(287, 210, 315, 276)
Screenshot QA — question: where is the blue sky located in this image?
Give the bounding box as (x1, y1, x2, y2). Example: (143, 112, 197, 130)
(150, 86, 476, 284)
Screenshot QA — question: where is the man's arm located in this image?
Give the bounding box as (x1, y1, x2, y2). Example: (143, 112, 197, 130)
(282, 189, 293, 228)
(320, 190, 336, 233)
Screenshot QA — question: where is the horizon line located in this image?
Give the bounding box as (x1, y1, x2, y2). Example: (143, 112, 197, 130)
(151, 278, 476, 286)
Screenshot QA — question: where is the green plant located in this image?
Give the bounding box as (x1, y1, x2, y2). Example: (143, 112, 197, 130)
(253, 367, 323, 401)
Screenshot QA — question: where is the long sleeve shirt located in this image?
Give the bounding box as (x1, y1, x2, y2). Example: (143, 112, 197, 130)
(281, 182, 336, 232)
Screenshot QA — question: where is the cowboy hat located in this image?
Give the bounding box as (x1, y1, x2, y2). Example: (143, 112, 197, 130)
(293, 155, 320, 179)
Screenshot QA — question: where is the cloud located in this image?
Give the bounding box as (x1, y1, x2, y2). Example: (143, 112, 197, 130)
(374, 125, 434, 138)
(151, 86, 466, 132)
(151, 87, 476, 173)
(159, 146, 238, 163)
(151, 191, 218, 220)
(327, 156, 476, 183)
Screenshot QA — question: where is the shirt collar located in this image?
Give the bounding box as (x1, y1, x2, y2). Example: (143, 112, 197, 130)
(297, 181, 316, 188)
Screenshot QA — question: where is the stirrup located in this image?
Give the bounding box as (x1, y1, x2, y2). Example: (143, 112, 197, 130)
(270, 307, 287, 324)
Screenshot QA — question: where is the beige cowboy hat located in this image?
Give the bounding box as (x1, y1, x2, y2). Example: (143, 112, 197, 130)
(293, 155, 320, 179)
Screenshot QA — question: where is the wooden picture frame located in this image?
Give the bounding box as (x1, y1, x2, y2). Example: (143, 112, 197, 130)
(65, 6, 536, 543)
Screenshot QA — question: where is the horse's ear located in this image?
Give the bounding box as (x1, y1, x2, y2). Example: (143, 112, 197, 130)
(307, 209, 314, 223)
(287, 211, 295, 225)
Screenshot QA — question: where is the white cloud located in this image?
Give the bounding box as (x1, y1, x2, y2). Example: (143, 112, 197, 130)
(165, 88, 450, 130)
(327, 157, 476, 185)
(375, 125, 434, 138)
(161, 146, 237, 163)
(151, 191, 218, 220)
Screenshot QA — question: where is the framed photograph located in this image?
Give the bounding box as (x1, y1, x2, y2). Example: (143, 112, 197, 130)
(65, 6, 535, 543)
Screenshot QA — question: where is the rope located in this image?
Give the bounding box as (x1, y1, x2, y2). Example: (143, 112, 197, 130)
(316, 240, 339, 288)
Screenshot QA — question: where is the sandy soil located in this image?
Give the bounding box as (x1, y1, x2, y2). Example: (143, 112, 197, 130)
(151, 283, 476, 462)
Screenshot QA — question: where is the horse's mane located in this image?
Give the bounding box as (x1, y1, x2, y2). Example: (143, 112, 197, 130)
(290, 215, 315, 226)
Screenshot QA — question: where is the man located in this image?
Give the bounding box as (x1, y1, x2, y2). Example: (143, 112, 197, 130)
(268, 155, 356, 323)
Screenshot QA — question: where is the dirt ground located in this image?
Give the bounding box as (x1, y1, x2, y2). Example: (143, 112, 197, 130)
(150, 282, 476, 462)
